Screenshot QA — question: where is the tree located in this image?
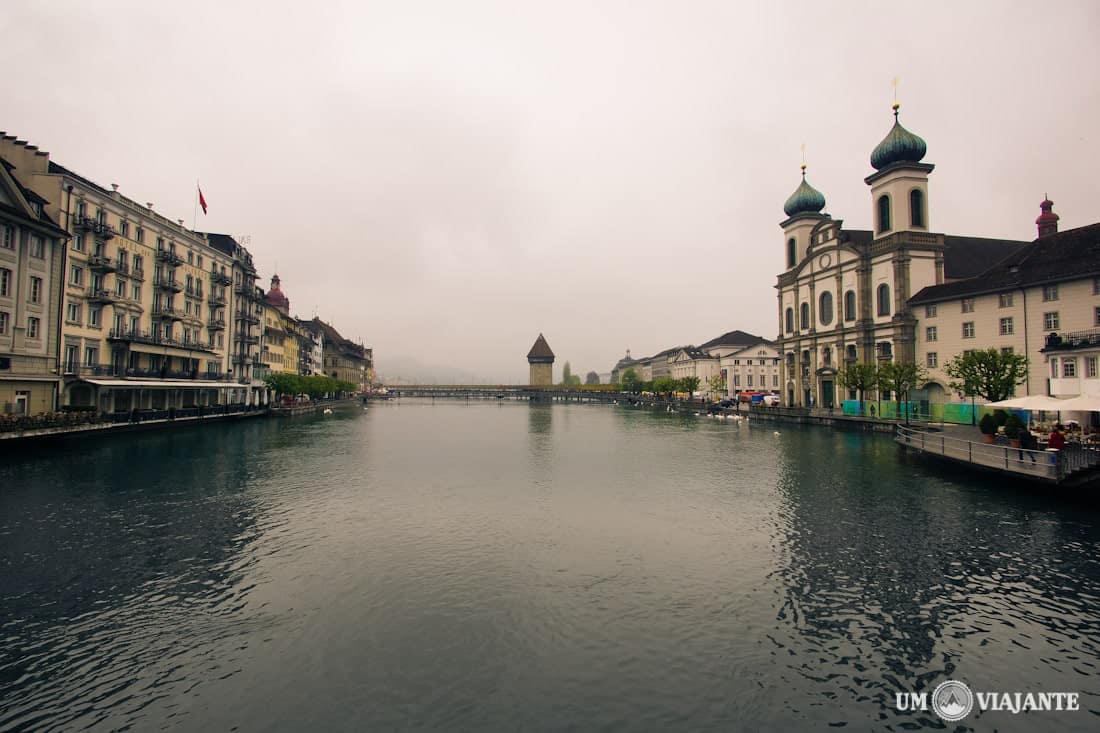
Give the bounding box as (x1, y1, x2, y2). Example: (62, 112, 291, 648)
(653, 377, 676, 398)
(621, 368, 640, 393)
(681, 376, 701, 397)
(560, 361, 581, 386)
(708, 373, 727, 398)
(838, 362, 878, 416)
(876, 360, 927, 422)
(944, 348, 1029, 402)
(585, 371, 600, 385)
(265, 372, 301, 398)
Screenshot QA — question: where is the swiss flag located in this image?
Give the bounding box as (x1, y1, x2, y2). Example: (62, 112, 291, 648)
(198, 187, 208, 215)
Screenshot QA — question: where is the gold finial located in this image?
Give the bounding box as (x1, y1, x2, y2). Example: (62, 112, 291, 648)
(800, 143, 806, 175)
(892, 76, 900, 117)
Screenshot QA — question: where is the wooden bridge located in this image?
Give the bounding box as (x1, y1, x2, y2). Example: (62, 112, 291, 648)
(373, 386, 634, 403)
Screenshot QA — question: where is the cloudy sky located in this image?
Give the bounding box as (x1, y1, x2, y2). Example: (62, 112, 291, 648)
(4, 1, 1098, 382)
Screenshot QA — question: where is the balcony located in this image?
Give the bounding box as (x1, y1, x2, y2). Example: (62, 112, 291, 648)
(107, 328, 217, 353)
(234, 282, 253, 297)
(185, 288, 204, 301)
(73, 215, 97, 232)
(208, 293, 227, 307)
(208, 318, 226, 331)
(235, 311, 261, 325)
(211, 271, 233, 286)
(85, 288, 119, 303)
(93, 221, 116, 240)
(152, 305, 185, 321)
(244, 334, 260, 345)
(129, 265, 145, 281)
(154, 277, 183, 293)
(155, 249, 184, 267)
(1043, 329, 1100, 353)
(88, 254, 118, 272)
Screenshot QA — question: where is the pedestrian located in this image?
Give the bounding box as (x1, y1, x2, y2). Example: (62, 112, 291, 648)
(1018, 426, 1037, 462)
(1047, 424, 1066, 450)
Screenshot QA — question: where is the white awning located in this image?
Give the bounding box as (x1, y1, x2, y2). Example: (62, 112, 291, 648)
(1052, 395, 1100, 412)
(985, 395, 1069, 411)
(79, 378, 239, 389)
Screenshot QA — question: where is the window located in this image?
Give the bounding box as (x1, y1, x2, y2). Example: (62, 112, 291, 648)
(27, 317, 39, 339)
(30, 277, 42, 303)
(133, 254, 143, 273)
(961, 298, 974, 313)
(1087, 356, 1098, 379)
(1043, 284, 1058, 302)
(1050, 359, 1059, 378)
(1, 225, 12, 249)
(926, 326, 937, 342)
(1063, 358, 1077, 378)
(819, 291, 833, 325)
(66, 302, 81, 323)
(877, 342, 893, 360)
(1095, 306, 1100, 327)
(69, 265, 83, 286)
(999, 293, 1013, 308)
(926, 352, 938, 368)
(1044, 311, 1060, 330)
(925, 304, 937, 318)
(198, 255, 203, 268)
(962, 321, 975, 338)
(910, 189, 924, 227)
(0, 311, 8, 334)
(877, 284, 891, 316)
(132, 283, 141, 301)
(0, 268, 10, 296)
(114, 278, 125, 297)
(188, 251, 194, 265)
(136, 227, 145, 244)
(846, 344, 857, 361)
(999, 317, 1014, 335)
(91, 274, 103, 292)
(96, 208, 105, 224)
(129, 315, 139, 333)
(877, 195, 891, 233)
(30, 237, 44, 258)
(747, 374, 754, 387)
(64, 345, 78, 372)
(119, 220, 129, 237)
(1094, 277, 1100, 295)
(72, 233, 84, 252)
(113, 313, 124, 332)
(844, 290, 856, 321)
(88, 306, 101, 327)
(773, 374, 779, 387)
(84, 346, 98, 366)
(787, 238, 796, 269)
(800, 303, 810, 330)
(733, 375, 740, 386)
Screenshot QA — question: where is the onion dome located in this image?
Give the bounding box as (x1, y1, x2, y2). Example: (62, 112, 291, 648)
(870, 103, 927, 170)
(265, 273, 290, 312)
(1036, 195, 1060, 237)
(783, 165, 827, 217)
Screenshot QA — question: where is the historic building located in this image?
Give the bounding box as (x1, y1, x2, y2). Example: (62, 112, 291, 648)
(719, 341, 781, 396)
(313, 317, 371, 391)
(205, 233, 268, 405)
(299, 318, 325, 376)
(0, 151, 68, 414)
(909, 205, 1100, 402)
(527, 334, 554, 386)
(774, 105, 1026, 408)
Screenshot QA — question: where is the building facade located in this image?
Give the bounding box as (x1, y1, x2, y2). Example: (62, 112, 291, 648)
(0, 150, 68, 414)
(720, 341, 781, 396)
(527, 334, 554, 386)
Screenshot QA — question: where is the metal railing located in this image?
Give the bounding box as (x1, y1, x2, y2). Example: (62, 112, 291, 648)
(894, 425, 1084, 481)
(106, 328, 217, 352)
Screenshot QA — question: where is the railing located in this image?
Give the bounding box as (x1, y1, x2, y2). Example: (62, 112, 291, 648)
(207, 318, 226, 330)
(73, 215, 97, 232)
(154, 278, 183, 292)
(64, 363, 233, 380)
(130, 265, 145, 281)
(211, 271, 233, 286)
(88, 254, 118, 271)
(896, 425, 1067, 481)
(152, 305, 184, 320)
(155, 250, 184, 267)
(85, 288, 118, 303)
(208, 294, 226, 306)
(1044, 329, 1100, 353)
(106, 328, 217, 352)
(185, 286, 204, 300)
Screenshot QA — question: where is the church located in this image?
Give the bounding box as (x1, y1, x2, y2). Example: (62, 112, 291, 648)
(774, 104, 1027, 408)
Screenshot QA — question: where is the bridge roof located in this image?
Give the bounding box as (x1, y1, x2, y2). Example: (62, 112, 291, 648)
(527, 333, 555, 360)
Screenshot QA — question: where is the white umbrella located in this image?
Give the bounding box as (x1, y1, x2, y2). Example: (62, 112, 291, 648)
(1051, 394, 1100, 412)
(985, 395, 1069, 410)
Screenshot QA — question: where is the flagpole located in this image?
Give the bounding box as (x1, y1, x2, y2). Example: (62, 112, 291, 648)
(193, 180, 200, 230)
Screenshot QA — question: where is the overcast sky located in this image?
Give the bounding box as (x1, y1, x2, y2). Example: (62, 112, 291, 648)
(4, 1, 1099, 382)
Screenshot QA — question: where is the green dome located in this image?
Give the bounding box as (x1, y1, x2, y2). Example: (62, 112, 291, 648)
(783, 168, 826, 217)
(870, 104, 927, 170)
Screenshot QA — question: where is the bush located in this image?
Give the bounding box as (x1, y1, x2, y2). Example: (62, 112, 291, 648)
(979, 413, 997, 435)
(1004, 413, 1024, 439)
(993, 409, 1009, 427)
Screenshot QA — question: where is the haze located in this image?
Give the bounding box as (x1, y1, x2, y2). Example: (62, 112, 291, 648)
(4, 0, 1098, 383)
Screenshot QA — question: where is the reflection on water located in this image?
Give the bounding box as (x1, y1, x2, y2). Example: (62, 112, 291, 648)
(1, 403, 1099, 731)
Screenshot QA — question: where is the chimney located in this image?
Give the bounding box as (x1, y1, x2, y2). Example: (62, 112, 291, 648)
(1036, 195, 1059, 238)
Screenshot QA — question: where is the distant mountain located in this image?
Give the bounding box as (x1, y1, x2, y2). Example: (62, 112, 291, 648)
(377, 355, 507, 385)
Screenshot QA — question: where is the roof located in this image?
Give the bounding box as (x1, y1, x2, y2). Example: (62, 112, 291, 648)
(47, 160, 114, 197)
(910, 223, 1100, 305)
(699, 330, 764, 349)
(201, 232, 240, 257)
(527, 333, 555, 359)
(942, 235, 1027, 280)
(0, 156, 67, 235)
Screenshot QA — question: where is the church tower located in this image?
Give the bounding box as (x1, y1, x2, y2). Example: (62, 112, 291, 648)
(865, 103, 933, 237)
(780, 164, 829, 271)
(527, 334, 555, 386)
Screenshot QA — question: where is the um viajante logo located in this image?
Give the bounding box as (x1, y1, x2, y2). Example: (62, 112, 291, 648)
(896, 679, 1081, 721)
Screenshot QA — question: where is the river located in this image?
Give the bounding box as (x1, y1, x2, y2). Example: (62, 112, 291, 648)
(1, 401, 1098, 731)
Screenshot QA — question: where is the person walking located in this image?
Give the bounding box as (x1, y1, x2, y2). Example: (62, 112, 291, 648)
(1019, 426, 1038, 462)
(1048, 424, 1066, 450)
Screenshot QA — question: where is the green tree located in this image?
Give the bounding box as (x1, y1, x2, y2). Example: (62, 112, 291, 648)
(944, 348, 1029, 403)
(585, 371, 600, 385)
(708, 373, 726, 398)
(621, 368, 640, 393)
(876, 360, 927, 422)
(265, 372, 301, 397)
(653, 377, 676, 398)
(838, 362, 878, 416)
(681, 376, 701, 397)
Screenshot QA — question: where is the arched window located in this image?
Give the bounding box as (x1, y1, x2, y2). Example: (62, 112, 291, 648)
(844, 290, 856, 321)
(787, 238, 796, 268)
(877, 194, 891, 233)
(818, 291, 833, 326)
(910, 189, 924, 227)
(877, 283, 891, 316)
(785, 307, 794, 333)
(800, 303, 810, 330)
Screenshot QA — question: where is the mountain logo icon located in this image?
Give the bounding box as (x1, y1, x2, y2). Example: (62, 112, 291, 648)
(932, 680, 974, 722)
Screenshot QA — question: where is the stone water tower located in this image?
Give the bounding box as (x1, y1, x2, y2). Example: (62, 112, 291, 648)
(527, 334, 555, 386)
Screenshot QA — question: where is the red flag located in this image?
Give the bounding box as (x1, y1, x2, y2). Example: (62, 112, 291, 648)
(198, 187, 208, 215)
